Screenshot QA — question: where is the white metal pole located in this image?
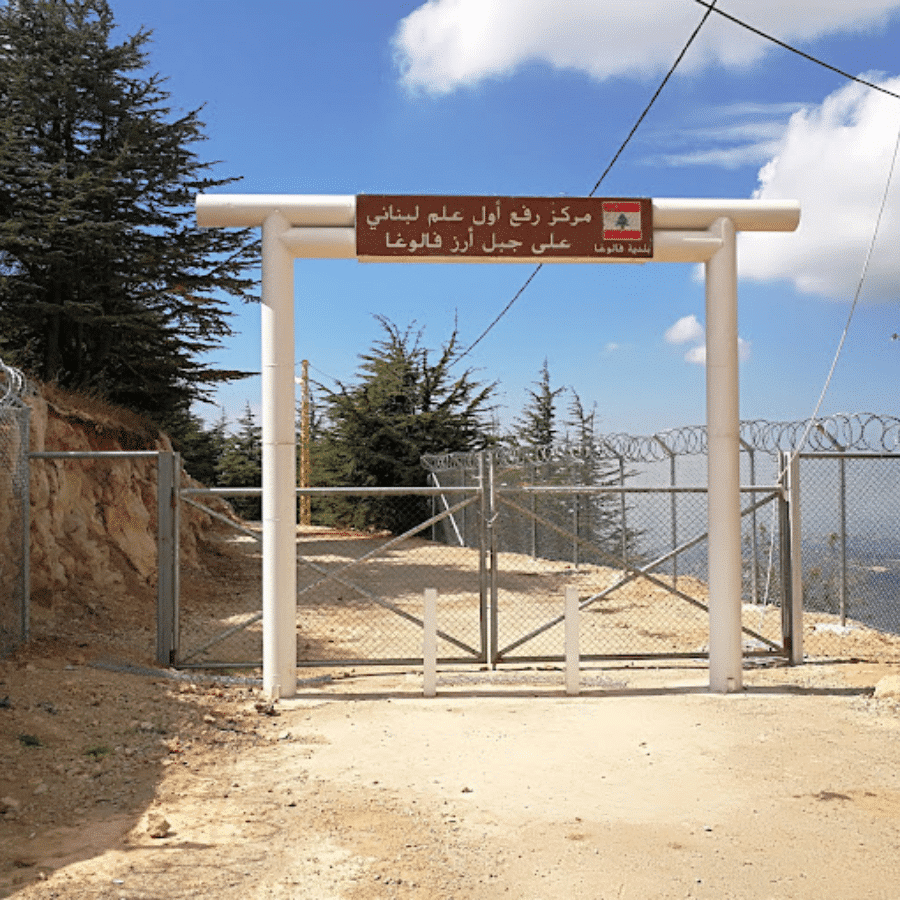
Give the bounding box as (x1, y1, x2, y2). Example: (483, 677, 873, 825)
(705, 217, 743, 693)
(261, 212, 298, 699)
(565, 586, 580, 695)
(423, 588, 437, 697)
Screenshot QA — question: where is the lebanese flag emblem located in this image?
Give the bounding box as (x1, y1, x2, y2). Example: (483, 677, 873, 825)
(603, 201, 643, 240)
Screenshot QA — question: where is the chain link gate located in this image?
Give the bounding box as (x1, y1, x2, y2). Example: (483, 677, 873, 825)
(178, 459, 793, 670)
(171, 422, 900, 672)
(437, 452, 792, 665)
(176, 485, 487, 669)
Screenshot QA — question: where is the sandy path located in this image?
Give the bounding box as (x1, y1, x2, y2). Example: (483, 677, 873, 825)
(5, 529, 900, 899)
(6, 660, 900, 900)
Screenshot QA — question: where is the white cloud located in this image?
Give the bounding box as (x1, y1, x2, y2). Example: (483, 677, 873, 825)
(685, 345, 707, 365)
(393, 0, 900, 94)
(665, 314, 704, 345)
(665, 318, 751, 365)
(740, 76, 900, 301)
(644, 103, 805, 169)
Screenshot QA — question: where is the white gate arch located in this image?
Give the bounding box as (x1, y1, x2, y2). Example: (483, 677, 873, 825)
(196, 194, 800, 697)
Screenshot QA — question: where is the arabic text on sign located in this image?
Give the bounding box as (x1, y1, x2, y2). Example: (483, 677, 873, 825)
(356, 196, 653, 260)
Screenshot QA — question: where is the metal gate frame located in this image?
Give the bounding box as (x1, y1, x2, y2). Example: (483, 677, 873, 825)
(174, 455, 803, 670)
(433, 450, 802, 666)
(176, 484, 486, 668)
(488, 486, 788, 663)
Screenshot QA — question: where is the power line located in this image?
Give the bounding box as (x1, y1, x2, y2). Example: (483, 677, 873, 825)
(297, 360, 341, 389)
(786, 102, 900, 471)
(694, 0, 900, 101)
(690, 1, 900, 469)
(456, 0, 721, 363)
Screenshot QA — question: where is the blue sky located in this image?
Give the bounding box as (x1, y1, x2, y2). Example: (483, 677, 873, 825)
(110, 0, 900, 438)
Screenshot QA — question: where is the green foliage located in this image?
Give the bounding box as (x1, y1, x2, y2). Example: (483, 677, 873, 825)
(511, 358, 565, 449)
(505, 365, 641, 566)
(0, 0, 258, 420)
(215, 403, 261, 520)
(563, 389, 642, 564)
(158, 406, 227, 486)
(313, 317, 496, 533)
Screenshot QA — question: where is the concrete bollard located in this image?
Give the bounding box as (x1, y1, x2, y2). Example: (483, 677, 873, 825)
(423, 588, 437, 697)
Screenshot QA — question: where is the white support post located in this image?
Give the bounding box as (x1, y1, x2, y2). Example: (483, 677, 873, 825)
(565, 586, 580, 695)
(705, 217, 743, 693)
(423, 588, 437, 697)
(196, 194, 799, 696)
(261, 212, 298, 699)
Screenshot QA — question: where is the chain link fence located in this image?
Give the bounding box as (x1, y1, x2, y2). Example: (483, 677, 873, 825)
(177, 487, 486, 668)
(797, 453, 900, 658)
(178, 439, 900, 669)
(431, 450, 788, 663)
(426, 425, 900, 665)
(0, 359, 31, 657)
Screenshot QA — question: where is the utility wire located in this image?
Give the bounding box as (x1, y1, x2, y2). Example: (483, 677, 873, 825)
(694, 0, 900, 101)
(786, 106, 900, 469)
(690, 0, 900, 467)
(456, 0, 720, 363)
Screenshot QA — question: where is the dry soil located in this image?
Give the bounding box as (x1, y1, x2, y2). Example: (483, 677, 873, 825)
(2, 538, 900, 900)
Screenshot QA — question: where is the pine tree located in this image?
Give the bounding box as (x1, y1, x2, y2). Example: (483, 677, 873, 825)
(216, 403, 262, 520)
(160, 406, 227, 486)
(564, 389, 641, 565)
(314, 317, 495, 534)
(511, 359, 565, 449)
(0, 0, 258, 419)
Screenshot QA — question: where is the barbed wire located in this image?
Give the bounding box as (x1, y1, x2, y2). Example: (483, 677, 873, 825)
(0, 358, 29, 408)
(421, 413, 900, 472)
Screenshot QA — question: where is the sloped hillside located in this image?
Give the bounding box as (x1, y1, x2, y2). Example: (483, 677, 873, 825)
(24, 385, 228, 662)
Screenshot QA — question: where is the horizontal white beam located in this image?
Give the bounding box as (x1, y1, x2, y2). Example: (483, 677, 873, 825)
(648, 229, 724, 262)
(196, 194, 800, 234)
(652, 198, 800, 232)
(280, 227, 357, 258)
(197, 194, 355, 228)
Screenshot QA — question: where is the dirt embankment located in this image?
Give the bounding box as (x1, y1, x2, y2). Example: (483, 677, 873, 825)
(20, 386, 228, 663)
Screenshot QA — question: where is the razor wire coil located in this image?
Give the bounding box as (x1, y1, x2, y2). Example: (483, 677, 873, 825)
(0, 358, 29, 409)
(421, 413, 900, 472)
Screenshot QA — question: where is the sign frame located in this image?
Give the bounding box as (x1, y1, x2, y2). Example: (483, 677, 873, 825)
(356, 195, 653, 262)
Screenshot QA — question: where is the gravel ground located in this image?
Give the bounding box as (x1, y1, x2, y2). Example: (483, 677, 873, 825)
(2, 650, 900, 900)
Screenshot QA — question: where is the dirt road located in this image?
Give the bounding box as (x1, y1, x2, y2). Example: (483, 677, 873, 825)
(3, 654, 900, 900)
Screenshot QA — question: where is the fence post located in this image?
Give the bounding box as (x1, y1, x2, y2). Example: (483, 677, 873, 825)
(778, 453, 792, 657)
(618, 455, 628, 567)
(530, 459, 537, 559)
(654, 436, 678, 587)
(488, 451, 499, 667)
(740, 439, 759, 606)
(156, 451, 180, 666)
(786, 452, 803, 664)
(478, 452, 490, 665)
(572, 462, 580, 569)
(778, 452, 803, 664)
(837, 455, 848, 626)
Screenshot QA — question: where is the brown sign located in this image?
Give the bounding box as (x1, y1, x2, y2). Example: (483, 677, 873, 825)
(356, 195, 653, 261)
